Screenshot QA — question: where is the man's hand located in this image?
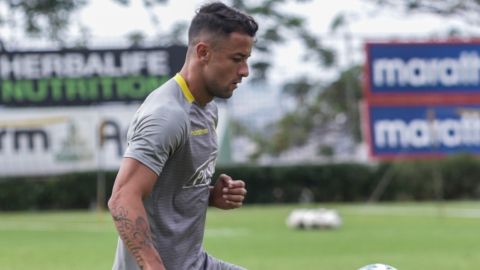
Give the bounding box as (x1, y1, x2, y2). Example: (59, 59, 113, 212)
(209, 174, 246, 209)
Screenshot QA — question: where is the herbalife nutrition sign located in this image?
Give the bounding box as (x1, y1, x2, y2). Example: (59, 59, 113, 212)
(0, 46, 186, 107)
(0, 46, 187, 177)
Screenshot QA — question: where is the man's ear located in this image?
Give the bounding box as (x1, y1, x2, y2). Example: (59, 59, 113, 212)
(196, 43, 211, 63)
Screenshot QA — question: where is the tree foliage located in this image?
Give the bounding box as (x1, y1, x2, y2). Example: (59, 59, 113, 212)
(242, 65, 363, 160)
(0, 0, 169, 47)
(0, 0, 87, 44)
(363, 0, 480, 26)
(231, 0, 336, 82)
(226, 0, 362, 161)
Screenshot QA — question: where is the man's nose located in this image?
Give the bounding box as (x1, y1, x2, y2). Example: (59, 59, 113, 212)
(238, 62, 249, 77)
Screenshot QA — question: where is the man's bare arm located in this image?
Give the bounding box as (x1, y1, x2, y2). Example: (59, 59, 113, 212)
(108, 158, 165, 270)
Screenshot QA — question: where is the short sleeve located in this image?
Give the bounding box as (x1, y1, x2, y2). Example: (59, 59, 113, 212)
(124, 107, 188, 176)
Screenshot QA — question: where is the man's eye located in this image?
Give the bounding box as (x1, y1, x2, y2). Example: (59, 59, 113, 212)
(232, 58, 242, 62)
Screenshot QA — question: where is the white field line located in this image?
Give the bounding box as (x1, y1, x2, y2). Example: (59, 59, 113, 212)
(347, 206, 480, 219)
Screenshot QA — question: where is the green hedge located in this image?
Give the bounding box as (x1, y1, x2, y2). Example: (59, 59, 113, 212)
(1, 154, 480, 211)
(0, 172, 117, 211)
(212, 162, 378, 203)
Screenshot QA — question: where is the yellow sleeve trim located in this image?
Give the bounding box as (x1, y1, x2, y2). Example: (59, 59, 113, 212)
(174, 73, 195, 103)
(212, 118, 218, 139)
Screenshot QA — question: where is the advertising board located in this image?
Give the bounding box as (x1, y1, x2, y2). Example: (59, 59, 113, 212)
(363, 40, 480, 160)
(0, 105, 137, 177)
(364, 103, 480, 159)
(0, 46, 226, 177)
(365, 42, 480, 96)
(0, 46, 187, 107)
(0, 103, 230, 177)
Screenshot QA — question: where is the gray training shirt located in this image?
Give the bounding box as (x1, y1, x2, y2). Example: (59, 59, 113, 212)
(112, 74, 220, 270)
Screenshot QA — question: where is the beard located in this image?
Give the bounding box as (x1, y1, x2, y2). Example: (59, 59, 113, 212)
(205, 77, 234, 99)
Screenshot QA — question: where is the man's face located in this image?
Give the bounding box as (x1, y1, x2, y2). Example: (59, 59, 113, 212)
(204, 32, 254, 99)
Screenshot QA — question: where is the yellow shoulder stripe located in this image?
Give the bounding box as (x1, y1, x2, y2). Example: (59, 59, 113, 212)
(174, 73, 194, 103)
(212, 118, 217, 139)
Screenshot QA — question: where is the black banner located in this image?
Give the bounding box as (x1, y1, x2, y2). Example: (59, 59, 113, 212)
(0, 46, 187, 107)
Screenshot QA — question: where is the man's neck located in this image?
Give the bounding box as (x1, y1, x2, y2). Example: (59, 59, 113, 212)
(178, 69, 214, 106)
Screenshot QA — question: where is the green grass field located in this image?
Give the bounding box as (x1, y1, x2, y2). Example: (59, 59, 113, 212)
(1, 201, 480, 270)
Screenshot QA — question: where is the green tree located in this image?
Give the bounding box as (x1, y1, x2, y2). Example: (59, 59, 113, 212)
(0, 0, 169, 48)
(363, 0, 480, 26)
(232, 0, 335, 82)
(243, 65, 363, 160)
(224, 0, 354, 161)
(0, 0, 87, 47)
(233, 3, 364, 160)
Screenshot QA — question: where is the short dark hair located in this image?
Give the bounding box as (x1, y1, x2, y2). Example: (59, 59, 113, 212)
(188, 2, 258, 46)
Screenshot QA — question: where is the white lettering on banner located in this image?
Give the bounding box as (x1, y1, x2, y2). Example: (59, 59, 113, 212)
(64, 53, 85, 77)
(0, 129, 49, 151)
(0, 55, 21, 79)
(147, 51, 170, 76)
(129, 52, 146, 75)
(374, 115, 480, 149)
(41, 54, 63, 77)
(373, 51, 480, 88)
(82, 53, 104, 76)
(104, 53, 120, 76)
(24, 54, 41, 79)
(0, 106, 138, 177)
(0, 51, 170, 79)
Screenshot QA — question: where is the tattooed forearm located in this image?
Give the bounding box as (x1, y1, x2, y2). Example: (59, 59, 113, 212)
(133, 216, 153, 248)
(111, 207, 154, 267)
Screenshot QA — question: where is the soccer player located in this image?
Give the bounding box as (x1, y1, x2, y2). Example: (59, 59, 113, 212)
(108, 2, 258, 270)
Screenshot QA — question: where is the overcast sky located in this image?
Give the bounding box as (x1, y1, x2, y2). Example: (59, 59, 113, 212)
(79, 0, 477, 38)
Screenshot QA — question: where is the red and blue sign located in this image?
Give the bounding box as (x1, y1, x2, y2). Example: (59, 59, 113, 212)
(365, 42, 480, 96)
(364, 103, 480, 159)
(363, 40, 480, 160)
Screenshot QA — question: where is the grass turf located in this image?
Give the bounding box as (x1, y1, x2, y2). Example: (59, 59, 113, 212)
(0, 202, 479, 269)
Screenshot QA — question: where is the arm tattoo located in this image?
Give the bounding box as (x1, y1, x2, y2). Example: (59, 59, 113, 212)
(112, 207, 154, 267)
(133, 216, 153, 248)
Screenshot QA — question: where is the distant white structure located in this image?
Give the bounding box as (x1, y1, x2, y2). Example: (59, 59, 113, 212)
(358, 264, 398, 270)
(285, 208, 342, 229)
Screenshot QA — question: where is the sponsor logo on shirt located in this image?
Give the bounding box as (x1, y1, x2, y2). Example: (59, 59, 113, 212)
(183, 150, 217, 188)
(190, 128, 209, 136)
